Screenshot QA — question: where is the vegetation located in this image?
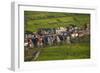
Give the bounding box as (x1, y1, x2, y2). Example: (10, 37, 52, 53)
(24, 11, 90, 32)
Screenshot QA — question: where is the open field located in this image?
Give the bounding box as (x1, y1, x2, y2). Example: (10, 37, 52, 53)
(37, 43, 90, 61)
(37, 35, 90, 61)
(24, 35, 90, 61)
(24, 11, 90, 32)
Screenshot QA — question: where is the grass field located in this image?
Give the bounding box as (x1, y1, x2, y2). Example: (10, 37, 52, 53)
(24, 11, 90, 32)
(37, 36, 90, 61)
(24, 35, 90, 61)
(37, 43, 90, 61)
(24, 11, 90, 61)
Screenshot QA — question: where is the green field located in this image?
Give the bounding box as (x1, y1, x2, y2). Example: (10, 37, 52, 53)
(24, 11, 90, 61)
(37, 35, 90, 61)
(24, 35, 90, 61)
(24, 11, 90, 32)
(37, 43, 90, 61)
